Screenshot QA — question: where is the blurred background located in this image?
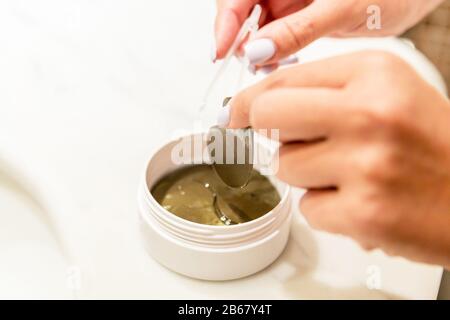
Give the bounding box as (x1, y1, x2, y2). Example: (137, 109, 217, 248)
(405, 0, 450, 91)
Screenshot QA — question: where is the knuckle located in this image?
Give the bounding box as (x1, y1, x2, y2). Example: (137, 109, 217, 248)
(352, 52, 415, 130)
(350, 107, 381, 131)
(355, 146, 400, 184)
(282, 17, 316, 50)
(375, 94, 412, 129)
(351, 99, 409, 134)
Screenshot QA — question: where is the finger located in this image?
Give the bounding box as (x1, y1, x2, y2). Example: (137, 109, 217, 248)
(262, 54, 356, 87)
(277, 142, 343, 189)
(300, 190, 378, 249)
(299, 189, 350, 235)
(248, 88, 347, 141)
(214, 0, 259, 60)
(255, 63, 278, 75)
(229, 55, 357, 128)
(253, 54, 299, 74)
(245, 1, 346, 65)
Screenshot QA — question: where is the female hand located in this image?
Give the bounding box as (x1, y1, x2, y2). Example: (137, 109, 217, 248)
(213, 0, 443, 67)
(222, 51, 450, 268)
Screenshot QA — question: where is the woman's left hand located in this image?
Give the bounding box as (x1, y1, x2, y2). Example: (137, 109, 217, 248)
(224, 51, 450, 268)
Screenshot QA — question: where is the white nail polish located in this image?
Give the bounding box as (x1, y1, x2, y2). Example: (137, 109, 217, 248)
(244, 38, 276, 65)
(210, 37, 217, 63)
(279, 55, 298, 66)
(259, 64, 277, 75)
(217, 104, 231, 127)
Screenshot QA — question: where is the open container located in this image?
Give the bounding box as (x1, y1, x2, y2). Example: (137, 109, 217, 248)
(138, 132, 291, 280)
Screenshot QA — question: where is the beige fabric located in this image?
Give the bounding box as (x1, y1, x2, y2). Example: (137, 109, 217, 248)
(405, 0, 450, 91)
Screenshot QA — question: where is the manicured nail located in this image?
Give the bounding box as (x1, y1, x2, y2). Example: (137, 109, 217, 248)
(244, 38, 276, 65)
(217, 104, 231, 127)
(259, 64, 278, 75)
(257, 55, 298, 75)
(210, 37, 217, 63)
(279, 55, 299, 66)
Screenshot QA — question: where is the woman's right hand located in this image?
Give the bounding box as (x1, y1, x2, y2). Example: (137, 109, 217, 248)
(213, 0, 444, 67)
(223, 51, 450, 268)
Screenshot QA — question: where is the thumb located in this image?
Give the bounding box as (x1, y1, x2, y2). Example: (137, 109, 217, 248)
(245, 2, 345, 65)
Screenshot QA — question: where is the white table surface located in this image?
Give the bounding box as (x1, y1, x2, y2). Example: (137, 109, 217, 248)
(0, 0, 445, 299)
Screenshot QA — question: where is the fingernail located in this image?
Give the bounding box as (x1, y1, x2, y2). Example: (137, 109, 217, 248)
(258, 64, 278, 75)
(279, 55, 298, 66)
(217, 104, 231, 127)
(210, 37, 217, 63)
(244, 38, 276, 65)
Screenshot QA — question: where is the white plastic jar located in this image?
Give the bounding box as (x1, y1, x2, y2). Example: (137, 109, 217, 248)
(138, 133, 292, 281)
